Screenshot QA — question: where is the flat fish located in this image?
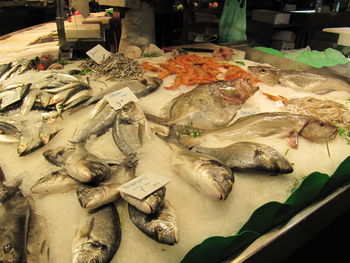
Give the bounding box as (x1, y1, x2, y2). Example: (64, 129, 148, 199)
(248, 66, 350, 94)
(149, 79, 258, 131)
(192, 142, 293, 174)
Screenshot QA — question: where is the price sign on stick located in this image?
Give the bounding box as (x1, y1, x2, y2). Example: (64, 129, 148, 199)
(104, 87, 139, 110)
(86, 44, 111, 64)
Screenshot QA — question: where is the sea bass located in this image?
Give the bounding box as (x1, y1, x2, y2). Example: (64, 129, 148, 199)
(181, 112, 338, 149)
(192, 142, 293, 174)
(72, 204, 121, 263)
(149, 79, 258, 131)
(0, 176, 29, 263)
(248, 66, 350, 94)
(128, 200, 178, 245)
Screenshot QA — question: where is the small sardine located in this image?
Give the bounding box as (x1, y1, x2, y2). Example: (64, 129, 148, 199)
(192, 142, 293, 174)
(128, 200, 178, 245)
(30, 169, 78, 194)
(121, 186, 166, 214)
(72, 204, 121, 263)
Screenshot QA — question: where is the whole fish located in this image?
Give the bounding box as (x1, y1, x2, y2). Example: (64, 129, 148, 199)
(0, 82, 26, 92)
(248, 66, 350, 94)
(169, 142, 234, 200)
(43, 146, 75, 166)
(112, 101, 150, 158)
(192, 142, 293, 174)
(0, 178, 29, 263)
(85, 77, 162, 105)
(71, 105, 117, 144)
(0, 84, 31, 113)
(0, 62, 21, 82)
(20, 88, 38, 116)
(30, 169, 78, 194)
(148, 79, 258, 131)
(65, 145, 111, 183)
(181, 112, 338, 149)
(26, 197, 50, 263)
(0, 62, 12, 78)
(72, 204, 121, 263)
(121, 187, 166, 214)
(128, 200, 178, 245)
(76, 183, 121, 209)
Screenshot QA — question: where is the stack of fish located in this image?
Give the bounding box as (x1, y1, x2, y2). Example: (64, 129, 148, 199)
(0, 59, 33, 83)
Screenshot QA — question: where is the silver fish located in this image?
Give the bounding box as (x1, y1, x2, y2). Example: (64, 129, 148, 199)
(0, 63, 21, 82)
(0, 134, 19, 143)
(170, 142, 234, 200)
(65, 145, 110, 183)
(192, 142, 293, 174)
(20, 88, 38, 116)
(38, 91, 53, 108)
(128, 200, 178, 245)
(248, 66, 350, 94)
(0, 121, 20, 136)
(112, 102, 149, 158)
(76, 183, 121, 209)
(30, 169, 78, 194)
(181, 112, 338, 149)
(0, 63, 12, 79)
(0, 82, 26, 92)
(85, 77, 162, 105)
(64, 95, 92, 110)
(148, 79, 258, 131)
(26, 197, 50, 263)
(72, 204, 121, 263)
(0, 178, 29, 263)
(43, 146, 75, 167)
(88, 98, 108, 119)
(40, 72, 80, 84)
(121, 186, 166, 214)
(71, 105, 117, 144)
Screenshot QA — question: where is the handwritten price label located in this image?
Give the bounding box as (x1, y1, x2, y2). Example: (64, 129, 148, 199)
(86, 44, 111, 64)
(104, 87, 139, 110)
(117, 173, 171, 200)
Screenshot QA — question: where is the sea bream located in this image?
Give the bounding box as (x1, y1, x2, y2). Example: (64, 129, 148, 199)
(148, 79, 258, 131)
(128, 200, 178, 245)
(168, 142, 234, 200)
(191, 142, 293, 174)
(248, 66, 350, 94)
(181, 112, 338, 149)
(72, 204, 121, 263)
(0, 173, 29, 263)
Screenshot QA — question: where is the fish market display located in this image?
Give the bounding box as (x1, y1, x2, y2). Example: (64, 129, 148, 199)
(72, 204, 121, 263)
(148, 78, 258, 131)
(181, 112, 338, 149)
(248, 65, 350, 94)
(128, 200, 178, 245)
(0, 176, 29, 263)
(81, 53, 145, 80)
(191, 142, 293, 174)
(1, 48, 350, 263)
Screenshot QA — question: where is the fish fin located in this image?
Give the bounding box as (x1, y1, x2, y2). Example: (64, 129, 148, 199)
(145, 113, 170, 126)
(288, 132, 298, 149)
(79, 216, 95, 239)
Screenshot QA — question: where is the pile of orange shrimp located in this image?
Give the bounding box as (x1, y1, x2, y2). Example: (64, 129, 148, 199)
(141, 54, 260, 90)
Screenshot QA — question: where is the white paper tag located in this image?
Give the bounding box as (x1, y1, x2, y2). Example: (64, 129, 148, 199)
(1, 88, 21, 109)
(118, 173, 171, 200)
(86, 44, 111, 64)
(104, 87, 139, 110)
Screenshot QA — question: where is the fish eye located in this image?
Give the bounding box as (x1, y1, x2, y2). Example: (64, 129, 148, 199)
(3, 244, 12, 253)
(260, 68, 267, 74)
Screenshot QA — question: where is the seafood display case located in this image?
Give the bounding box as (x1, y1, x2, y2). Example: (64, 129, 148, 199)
(1, 22, 350, 263)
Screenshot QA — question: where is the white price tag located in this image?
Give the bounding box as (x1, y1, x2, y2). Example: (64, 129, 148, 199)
(86, 44, 111, 64)
(1, 88, 21, 109)
(117, 173, 171, 200)
(104, 87, 139, 110)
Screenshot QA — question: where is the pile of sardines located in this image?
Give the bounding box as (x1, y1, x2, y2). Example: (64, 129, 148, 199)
(1, 53, 349, 262)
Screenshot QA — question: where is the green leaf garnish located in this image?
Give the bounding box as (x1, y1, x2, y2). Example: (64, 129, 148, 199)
(79, 68, 92, 75)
